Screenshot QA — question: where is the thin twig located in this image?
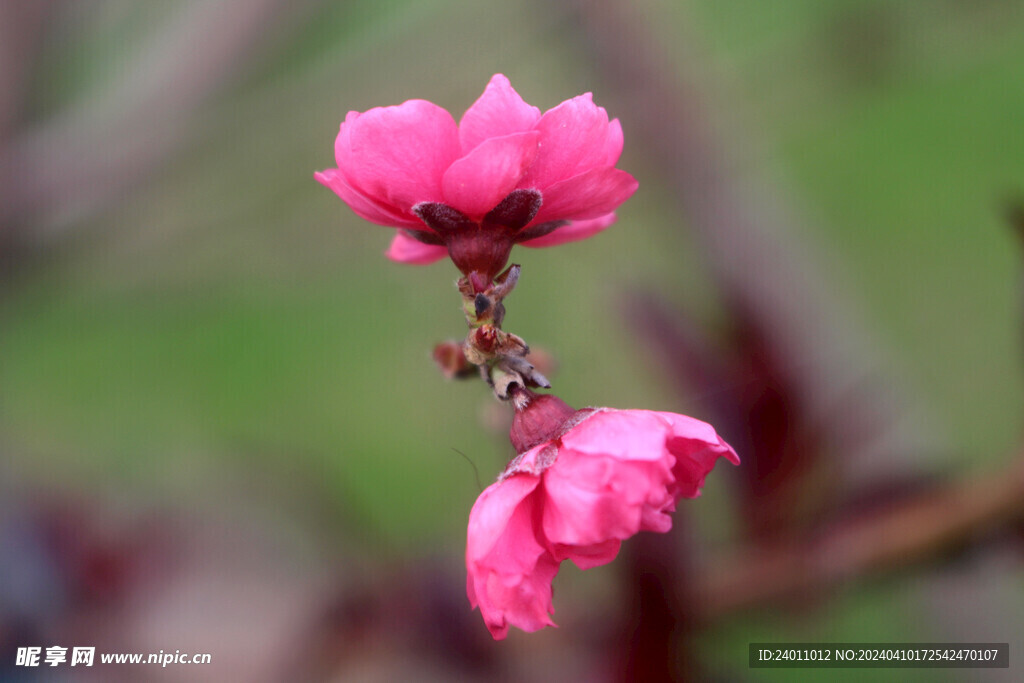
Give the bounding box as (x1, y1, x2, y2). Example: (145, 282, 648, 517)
(695, 450, 1024, 620)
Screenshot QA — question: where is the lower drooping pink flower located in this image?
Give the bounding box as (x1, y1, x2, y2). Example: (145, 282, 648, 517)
(466, 399, 739, 639)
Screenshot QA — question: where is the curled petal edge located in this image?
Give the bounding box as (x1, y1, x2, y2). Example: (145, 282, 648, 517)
(519, 213, 618, 248)
(385, 230, 448, 265)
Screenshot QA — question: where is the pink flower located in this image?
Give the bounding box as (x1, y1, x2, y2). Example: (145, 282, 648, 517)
(316, 74, 637, 288)
(466, 395, 739, 639)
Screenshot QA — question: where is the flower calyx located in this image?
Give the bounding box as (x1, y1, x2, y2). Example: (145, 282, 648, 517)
(507, 386, 577, 454)
(414, 189, 542, 287)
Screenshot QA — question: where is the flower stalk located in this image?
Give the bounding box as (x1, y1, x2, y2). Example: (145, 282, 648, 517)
(451, 263, 551, 401)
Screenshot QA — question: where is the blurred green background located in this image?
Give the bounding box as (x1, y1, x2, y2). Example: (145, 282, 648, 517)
(2, 0, 1023, 680)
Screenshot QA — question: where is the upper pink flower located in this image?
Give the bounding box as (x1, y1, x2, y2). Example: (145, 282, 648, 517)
(316, 74, 638, 287)
(466, 396, 739, 639)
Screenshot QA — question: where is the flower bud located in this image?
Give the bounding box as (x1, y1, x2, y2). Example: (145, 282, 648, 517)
(432, 341, 477, 379)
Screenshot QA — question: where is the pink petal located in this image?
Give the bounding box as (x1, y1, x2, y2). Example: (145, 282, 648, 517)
(531, 167, 638, 224)
(466, 474, 558, 639)
(340, 100, 460, 214)
(653, 411, 741, 466)
(384, 232, 448, 265)
(519, 213, 617, 248)
(654, 412, 740, 498)
(466, 474, 542, 568)
(441, 131, 540, 218)
(315, 169, 421, 228)
(332, 110, 360, 169)
(519, 93, 617, 190)
(638, 503, 675, 534)
(667, 439, 733, 498)
(561, 410, 675, 462)
(540, 446, 674, 547)
(542, 464, 643, 545)
(470, 553, 559, 640)
(458, 74, 541, 154)
(603, 118, 625, 166)
(553, 538, 621, 570)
